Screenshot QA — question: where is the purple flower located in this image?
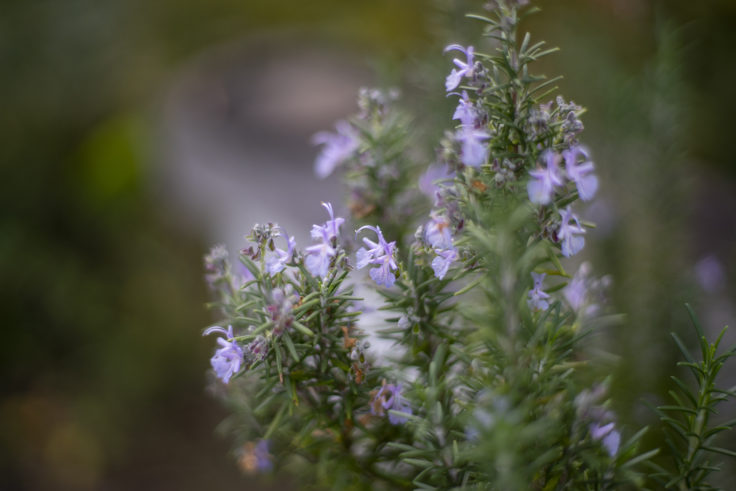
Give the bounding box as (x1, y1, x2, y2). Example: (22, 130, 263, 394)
(695, 254, 726, 293)
(305, 202, 344, 279)
(371, 383, 412, 425)
(590, 422, 620, 457)
(265, 227, 296, 275)
(203, 325, 244, 384)
(444, 44, 475, 92)
(418, 164, 455, 202)
(527, 272, 550, 311)
(456, 125, 490, 167)
(564, 261, 602, 315)
(558, 206, 586, 257)
(239, 439, 273, 473)
(527, 150, 564, 205)
(452, 90, 477, 126)
(450, 92, 489, 167)
(424, 212, 453, 250)
(564, 264, 588, 312)
(305, 235, 335, 279)
(310, 202, 344, 242)
(431, 247, 457, 280)
(563, 145, 598, 201)
(564, 262, 609, 318)
(312, 120, 360, 179)
(356, 225, 398, 288)
(232, 260, 255, 289)
(254, 439, 273, 471)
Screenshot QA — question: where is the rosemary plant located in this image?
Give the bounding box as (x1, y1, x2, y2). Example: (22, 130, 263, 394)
(649, 305, 736, 490)
(201, 1, 734, 489)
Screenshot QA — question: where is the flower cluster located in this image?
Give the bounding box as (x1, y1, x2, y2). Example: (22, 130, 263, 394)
(523, 96, 585, 145)
(448, 93, 489, 171)
(526, 145, 598, 257)
(443, 48, 492, 169)
(527, 146, 598, 205)
(201, 202, 352, 388)
(312, 88, 419, 232)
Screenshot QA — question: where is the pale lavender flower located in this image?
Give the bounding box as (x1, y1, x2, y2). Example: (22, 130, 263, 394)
(424, 212, 453, 250)
(418, 164, 455, 202)
(305, 202, 344, 279)
(203, 325, 244, 384)
(576, 386, 621, 457)
(312, 120, 360, 179)
(603, 429, 621, 457)
(310, 202, 344, 242)
(451, 91, 490, 167)
(253, 440, 273, 471)
(432, 247, 457, 280)
(558, 206, 585, 257)
(356, 225, 398, 288)
(695, 255, 726, 293)
(444, 45, 475, 92)
(305, 232, 336, 279)
(371, 383, 412, 425)
(265, 228, 296, 275)
(564, 262, 609, 318)
(527, 272, 550, 311)
(527, 150, 564, 205)
(564, 263, 589, 312)
(563, 145, 598, 201)
(456, 124, 490, 167)
(232, 260, 255, 289)
(590, 422, 620, 457)
(452, 90, 477, 126)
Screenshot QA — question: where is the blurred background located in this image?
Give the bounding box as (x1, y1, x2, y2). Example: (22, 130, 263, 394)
(1, 0, 734, 489)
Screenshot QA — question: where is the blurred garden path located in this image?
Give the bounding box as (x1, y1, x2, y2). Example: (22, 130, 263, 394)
(158, 40, 370, 250)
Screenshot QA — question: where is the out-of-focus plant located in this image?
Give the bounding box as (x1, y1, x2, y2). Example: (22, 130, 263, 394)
(201, 1, 734, 488)
(649, 305, 736, 490)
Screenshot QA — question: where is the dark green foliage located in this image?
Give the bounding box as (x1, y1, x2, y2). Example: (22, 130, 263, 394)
(649, 305, 736, 490)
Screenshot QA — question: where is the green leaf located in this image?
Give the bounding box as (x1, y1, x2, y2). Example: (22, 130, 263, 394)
(702, 446, 736, 458)
(292, 321, 315, 337)
(403, 458, 433, 468)
(622, 448, 660, 469)
(282, 332, 300, 362)
(264, 403, 287, 440)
